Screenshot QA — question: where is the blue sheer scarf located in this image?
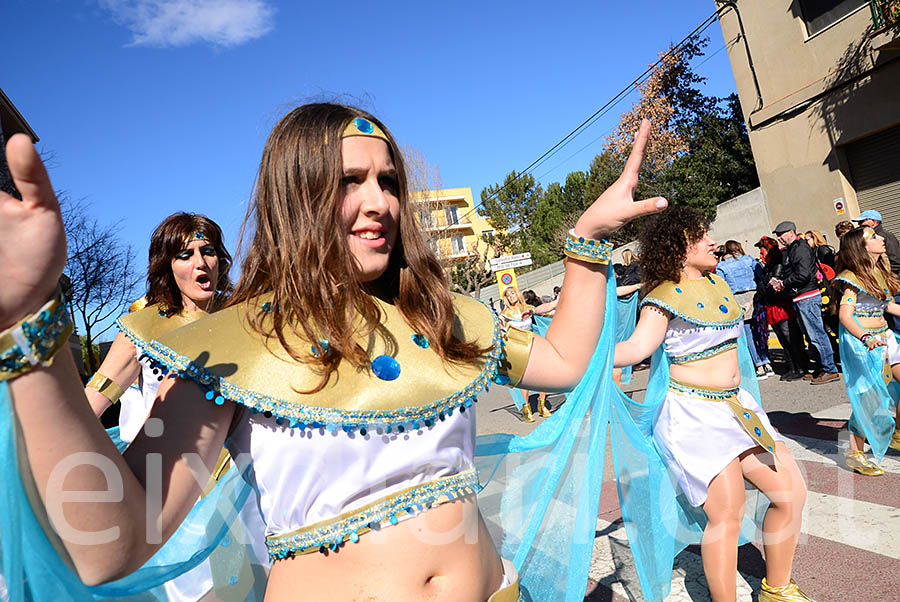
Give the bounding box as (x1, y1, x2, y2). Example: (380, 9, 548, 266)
(606, 326, 768, 600)
(0, 382, 263, 601)
(1, 273, 765, 602)
(505, 315, 551, 411)
(838, 324, 898, 461)
(615, 292, 639, 384)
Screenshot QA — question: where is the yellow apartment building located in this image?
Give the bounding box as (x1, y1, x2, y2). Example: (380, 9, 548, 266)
(412, 186, 499, 263)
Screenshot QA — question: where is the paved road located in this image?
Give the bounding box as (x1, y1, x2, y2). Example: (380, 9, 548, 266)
(475, 362, 900, 602)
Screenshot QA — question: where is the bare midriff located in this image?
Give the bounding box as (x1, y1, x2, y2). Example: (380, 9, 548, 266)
(263, 494, 504, 602)
(669, 349, 741, 390)
(856, 315, 888, 331)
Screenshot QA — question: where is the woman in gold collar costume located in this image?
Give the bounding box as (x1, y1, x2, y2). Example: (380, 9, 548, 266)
(613, 207, 813, 602)
(85, 212, 232, 445)
(833, 227, 900, 476)
(0, 105, 665, 601)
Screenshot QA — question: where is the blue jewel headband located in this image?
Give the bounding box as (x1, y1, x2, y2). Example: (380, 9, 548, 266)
(341, 117, 388, 142)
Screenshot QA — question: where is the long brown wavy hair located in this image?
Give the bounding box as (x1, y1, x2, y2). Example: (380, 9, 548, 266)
(229, 103, 485, 392)
(835, 227, 900, 300)
(637, 206, 710, 293)
(146, 212, 233, 315)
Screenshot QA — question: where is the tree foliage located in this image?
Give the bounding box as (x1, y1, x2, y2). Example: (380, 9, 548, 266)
(478, 171, 542, 253)
(478, 35, 759, 269)
(61, 196, 141, 374)
(448, 234, 501, 297)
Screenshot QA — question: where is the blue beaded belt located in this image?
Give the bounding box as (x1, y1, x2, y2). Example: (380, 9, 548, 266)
(863, 323, 890, 334)
(854, 308, 886, 318)
(669, 338, 738, 365)
(667, 379, 739, 400)
(266, 469, 480, 560)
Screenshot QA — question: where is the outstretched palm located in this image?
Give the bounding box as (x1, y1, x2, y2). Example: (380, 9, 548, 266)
(0, 134, 67, 329)
(576, 119, 667, 239)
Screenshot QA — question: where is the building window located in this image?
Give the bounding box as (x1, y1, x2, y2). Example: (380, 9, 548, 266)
(418, 208, 434, 229)
(798, 0, 867, 36)
(451, 235, 466, 255)
(481, 229, 495, 243)
(445, 206, 460, 226)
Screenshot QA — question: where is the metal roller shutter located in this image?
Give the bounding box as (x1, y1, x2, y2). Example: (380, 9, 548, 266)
(846, 122, 900, 231)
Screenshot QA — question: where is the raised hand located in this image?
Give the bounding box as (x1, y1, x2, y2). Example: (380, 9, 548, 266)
(575, 119, 667, 239)
(0, 134, 67, 329)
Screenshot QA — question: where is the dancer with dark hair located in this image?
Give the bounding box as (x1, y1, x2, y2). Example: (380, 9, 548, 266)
(0, 106, 665, 600)
(833, 227, 900, 476)
(614, 207, 812, 602)
(86, 213, 233, 443)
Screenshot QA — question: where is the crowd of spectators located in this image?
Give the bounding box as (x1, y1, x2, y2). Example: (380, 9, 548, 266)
(495, 210, 900, 389)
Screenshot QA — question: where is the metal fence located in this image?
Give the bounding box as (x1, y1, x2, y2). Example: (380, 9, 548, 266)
(871, 0, 900, 30)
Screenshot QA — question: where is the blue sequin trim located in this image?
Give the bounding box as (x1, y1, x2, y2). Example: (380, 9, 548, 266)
(141, 300, 505, 433)
(668, 380, 739, 401)
(116, 317, 167, 375)
(669, 338, 738, 364)
(854, 308, 886, 318)
(265, 469, 480, 559)
(639, 297, 741, 329)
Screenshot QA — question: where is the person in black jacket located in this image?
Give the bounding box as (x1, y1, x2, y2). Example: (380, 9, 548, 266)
(619, 248, 642, 286)
(771, 221, 839, 384)
(755, 239, 809, 380)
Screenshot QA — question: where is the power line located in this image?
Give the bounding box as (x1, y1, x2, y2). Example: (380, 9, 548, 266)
(436, 9, 725, 235)
(533, 41, 727, 182)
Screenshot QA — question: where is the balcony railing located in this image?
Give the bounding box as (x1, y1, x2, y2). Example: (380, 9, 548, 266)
(871, 0, 900, 31)
(419, 216, 473, 231)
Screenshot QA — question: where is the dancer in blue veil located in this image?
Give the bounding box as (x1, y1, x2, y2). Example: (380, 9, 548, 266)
(0, 108, 667, 600)
(833, 226, 900, 475)
(612, 208, 813, 602)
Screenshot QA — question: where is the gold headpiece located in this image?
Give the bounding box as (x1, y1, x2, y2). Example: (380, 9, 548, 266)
(863, 227, 876, 240)
(342, 117, 388, 142)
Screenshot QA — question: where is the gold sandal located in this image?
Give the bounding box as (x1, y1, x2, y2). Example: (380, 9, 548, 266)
(758, 578, 816, 602)
(844, 450, 884, 476)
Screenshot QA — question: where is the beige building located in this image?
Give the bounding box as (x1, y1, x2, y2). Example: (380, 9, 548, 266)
(716, 0, 900, 241)
(411, 186, 498, 263)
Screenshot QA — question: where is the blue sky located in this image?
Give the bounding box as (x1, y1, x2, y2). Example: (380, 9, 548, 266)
(3, 0, 738, 338)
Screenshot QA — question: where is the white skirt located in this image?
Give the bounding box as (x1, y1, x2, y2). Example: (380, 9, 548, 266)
(653, 385, 783, 507)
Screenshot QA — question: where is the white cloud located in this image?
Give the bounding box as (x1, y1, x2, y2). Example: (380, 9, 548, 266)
(99, 0, 275, 48)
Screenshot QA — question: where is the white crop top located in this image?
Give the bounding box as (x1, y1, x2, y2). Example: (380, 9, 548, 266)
(146, 293, 532, 560)
(640, 273, 744, 365)
(117, 355, 164, 443)
(227, 406, 476, 551)
(662, 318, 742, 364)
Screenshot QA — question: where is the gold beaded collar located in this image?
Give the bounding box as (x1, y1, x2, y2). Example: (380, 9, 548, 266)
(641, 274, 742, 328)
(117, 303, 208, 350)
(142, 293, 532, 431)
(834, 269, 890, 299)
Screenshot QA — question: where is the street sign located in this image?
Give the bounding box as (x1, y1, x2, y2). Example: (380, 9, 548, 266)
(490, 258, 532, 270)
(489, 253, 532, 272)
(496, 268, 518, 293)
(833, 198, 846, 215)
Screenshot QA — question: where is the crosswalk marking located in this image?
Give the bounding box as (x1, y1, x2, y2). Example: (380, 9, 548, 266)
(802, 489, 900, 560)
(587, 400, 900, 600)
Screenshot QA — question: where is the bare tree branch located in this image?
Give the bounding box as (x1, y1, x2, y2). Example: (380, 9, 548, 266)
(59, 194, 141, 375)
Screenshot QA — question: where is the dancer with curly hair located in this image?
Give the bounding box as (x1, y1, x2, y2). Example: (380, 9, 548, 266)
(614, 207, 813, 602)
(833, 227, 900, 475)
